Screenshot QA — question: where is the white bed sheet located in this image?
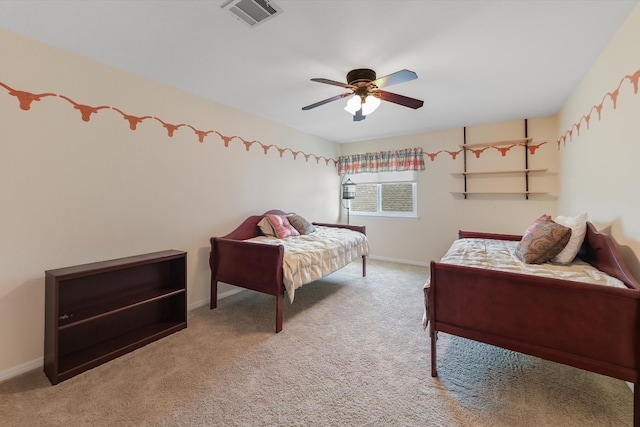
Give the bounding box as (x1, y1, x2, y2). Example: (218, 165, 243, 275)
(423, 238, 627, 328)
(438, 238, 626, 288)
(247, 226, 370, 302)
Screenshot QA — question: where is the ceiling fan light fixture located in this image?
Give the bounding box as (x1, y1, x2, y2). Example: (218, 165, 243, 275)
(361, 95, 381, 115)
(344, 95, 362, 115)
(344, 94, 380, 116)
(303, 68, 423, 119)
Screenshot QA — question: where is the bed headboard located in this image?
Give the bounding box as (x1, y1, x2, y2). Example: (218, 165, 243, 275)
(579, 222, 640, 290)
(220, 210, 288, 240)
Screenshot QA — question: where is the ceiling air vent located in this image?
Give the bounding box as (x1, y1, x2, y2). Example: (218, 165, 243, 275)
(221, 0, 283, 28)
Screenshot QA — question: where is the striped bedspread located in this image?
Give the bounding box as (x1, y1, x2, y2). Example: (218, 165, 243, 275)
(247, 226, 369, 302)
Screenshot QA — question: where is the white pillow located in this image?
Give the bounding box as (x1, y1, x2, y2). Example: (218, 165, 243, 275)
(552, 212, 588, 264)
(257, 217, 276, 236)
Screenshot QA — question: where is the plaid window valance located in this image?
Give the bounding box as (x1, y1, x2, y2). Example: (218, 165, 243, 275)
(338, 148, 425, 174)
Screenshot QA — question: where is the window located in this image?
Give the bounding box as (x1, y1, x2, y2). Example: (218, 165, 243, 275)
(348, 171, 417, 218)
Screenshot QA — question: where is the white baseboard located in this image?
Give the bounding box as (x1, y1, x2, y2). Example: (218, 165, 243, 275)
(187, 298, 210, 310)
(187, 287, 243, 311)
(367, 255, 429, 267)
(0, 288, 246, 384)
(217, 288, 244, 300)
(0, 357, 43, 383)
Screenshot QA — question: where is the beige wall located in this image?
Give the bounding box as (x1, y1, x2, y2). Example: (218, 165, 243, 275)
(558, 3, 640, 279)
(340, 116, 559, 265)
(3, 2, 639, 382)
(0, 30, 340, 376)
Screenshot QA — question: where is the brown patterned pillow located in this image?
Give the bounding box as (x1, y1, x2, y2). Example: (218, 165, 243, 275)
(287, 214, 316, 235)
(516, 219, 572, 264)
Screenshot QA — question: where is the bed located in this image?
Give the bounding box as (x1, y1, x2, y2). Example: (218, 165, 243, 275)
(425, 220, 640, 426)
(209, 209, 369, 332)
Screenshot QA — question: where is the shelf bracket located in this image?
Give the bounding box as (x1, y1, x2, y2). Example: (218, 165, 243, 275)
(525, 119, 529, 200)
(463, 126, 467, 200)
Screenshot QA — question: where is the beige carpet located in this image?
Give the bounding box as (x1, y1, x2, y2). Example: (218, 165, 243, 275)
(0, 259, 633, 426)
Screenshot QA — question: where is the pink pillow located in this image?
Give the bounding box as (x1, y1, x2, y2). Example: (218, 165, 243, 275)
(266, 214, 300, 238)
(525, 214, 551, 235)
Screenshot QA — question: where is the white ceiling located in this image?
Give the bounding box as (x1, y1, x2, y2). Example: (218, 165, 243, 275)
(0, 1, 637, 143)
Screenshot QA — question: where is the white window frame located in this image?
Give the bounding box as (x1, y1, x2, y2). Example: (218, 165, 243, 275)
(347, 171, 418, 219)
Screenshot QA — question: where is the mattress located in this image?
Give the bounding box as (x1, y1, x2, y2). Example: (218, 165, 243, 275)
(247, 226, 370, 302)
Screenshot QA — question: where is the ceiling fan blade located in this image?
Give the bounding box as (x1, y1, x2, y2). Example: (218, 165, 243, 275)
(302, 92, 352, 110)
(377, 90, 424, 109)
(310, 78, 355, 89)
(369, 69, 418, 89)
(353, 109, 366, 122)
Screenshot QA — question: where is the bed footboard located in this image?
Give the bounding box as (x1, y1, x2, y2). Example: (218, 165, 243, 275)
(210, 237, 285, 331)
(429, 261, 640, 381)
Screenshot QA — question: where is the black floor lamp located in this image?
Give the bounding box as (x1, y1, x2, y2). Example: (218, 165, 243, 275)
(342, 178, 356, 225)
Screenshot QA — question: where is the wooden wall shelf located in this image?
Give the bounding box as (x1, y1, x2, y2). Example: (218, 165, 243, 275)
(451, 191, 548, 195)
(455, 120, 548, 199)
(451, 168, 547, 176)
(458, 137, 533, 149)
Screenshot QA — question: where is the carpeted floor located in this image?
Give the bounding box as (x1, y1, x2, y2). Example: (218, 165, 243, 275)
(0, 259, 633, 426)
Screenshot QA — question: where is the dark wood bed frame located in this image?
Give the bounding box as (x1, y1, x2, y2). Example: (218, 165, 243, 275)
(209, 209, 366, 333)
(429, 222, 640, 426)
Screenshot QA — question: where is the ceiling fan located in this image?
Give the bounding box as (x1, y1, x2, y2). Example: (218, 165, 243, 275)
(302, 68, 424, 121)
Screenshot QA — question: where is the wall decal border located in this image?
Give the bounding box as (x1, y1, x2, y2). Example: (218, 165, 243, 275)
(421, 66, 639, 162)
(0, 80, 339, 167)
(422, 140, 547, 163)
(557, 67, 640, 148)
(11, 66, 631, 168)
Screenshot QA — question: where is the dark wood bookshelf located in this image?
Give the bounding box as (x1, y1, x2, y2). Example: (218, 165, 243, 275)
(44, 250, 187, 384)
